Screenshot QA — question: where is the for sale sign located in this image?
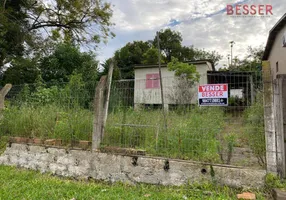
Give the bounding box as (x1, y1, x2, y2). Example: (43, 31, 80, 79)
(198, 84, 228, 106)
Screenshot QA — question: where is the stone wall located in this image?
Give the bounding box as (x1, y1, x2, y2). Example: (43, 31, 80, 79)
(0, 143, 266, 188)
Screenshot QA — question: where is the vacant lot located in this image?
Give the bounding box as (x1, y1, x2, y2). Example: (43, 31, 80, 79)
(0, 165, 267, 200)
(0, 81, 265, 167)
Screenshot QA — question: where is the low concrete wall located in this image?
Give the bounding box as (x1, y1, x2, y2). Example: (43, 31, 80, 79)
(0, 143, 266, 188)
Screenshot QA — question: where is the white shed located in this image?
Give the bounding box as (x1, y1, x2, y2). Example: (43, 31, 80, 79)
(134, 61, 214, 110)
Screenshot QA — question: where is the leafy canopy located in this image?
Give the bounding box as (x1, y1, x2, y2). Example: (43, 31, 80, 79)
(167, 57, 200, 83)
(39, 43, 98, 85)
(0, 0, 114, 69)
(110, 29, 222, 80)
(153, 29, 183, 62)
(114, 41, 150, 79)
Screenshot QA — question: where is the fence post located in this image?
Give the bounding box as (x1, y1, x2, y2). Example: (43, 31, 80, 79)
(0, 84, 12, 112)
(92, 76, 107, 151)
(275, 75, 286, 177)
(102, 61, 114, 139)
(262, 61, 277, 174)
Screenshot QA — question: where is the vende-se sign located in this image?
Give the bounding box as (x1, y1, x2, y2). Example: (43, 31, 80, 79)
(198, 84, 228, 106)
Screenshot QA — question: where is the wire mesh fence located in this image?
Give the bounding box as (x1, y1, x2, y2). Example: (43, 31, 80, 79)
(0, 80, 97, 146)
(0, 71, 266, 168)
(103, 71, 266, 168)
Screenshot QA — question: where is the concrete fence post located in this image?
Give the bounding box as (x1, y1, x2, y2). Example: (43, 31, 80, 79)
(92, 61, 114, 151)
(92, 76, 107, 151)
(262, 61, 277, 174)
(102, 62, 114, 139)
(0, 84, 12, 111)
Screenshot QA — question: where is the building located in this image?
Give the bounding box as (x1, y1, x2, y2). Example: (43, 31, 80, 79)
(134, 60, 214, 110)
(262, 13, 286, 176)
(263, 13, 286, 78)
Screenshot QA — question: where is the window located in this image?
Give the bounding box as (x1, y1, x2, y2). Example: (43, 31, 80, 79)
(146, 73, 160, 89)
(276, 62, 279, 72)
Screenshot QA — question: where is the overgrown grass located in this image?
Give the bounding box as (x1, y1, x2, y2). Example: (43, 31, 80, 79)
(0, 98, 265, 166)
(104, 107, 225, 162)
(0, 165, 267, 200)
(0, 104, 93, 143)
(243, 91, 266, 167)
(0, 76, 265, 166)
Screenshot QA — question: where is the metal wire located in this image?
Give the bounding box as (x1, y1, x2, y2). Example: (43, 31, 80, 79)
(103, 72, 265, 168)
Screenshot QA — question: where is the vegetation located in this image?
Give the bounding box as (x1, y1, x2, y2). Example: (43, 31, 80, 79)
(0, 74, 94, 143)
(0, 0, 114, 69)
(0, 105, 93, 142)
(1, 43, 98, 86)
(244, 91, 266, 167)
(167, 57, 199, 82)
(1, 75, 266, 166)
(0, 0, 265, 168)
(103, 107, 225, 162)
(220, 46, 263, 72)
(111, 28, 222, 79)
(0, 165, 267, 200)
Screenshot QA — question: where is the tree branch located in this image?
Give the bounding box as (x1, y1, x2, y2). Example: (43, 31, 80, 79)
(3, 0, 7, 10)
(29, 22, 71, 31)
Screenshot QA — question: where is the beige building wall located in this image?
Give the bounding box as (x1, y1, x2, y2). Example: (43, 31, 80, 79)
(134, 63, 211, 107)
(268, 25, 286, 79)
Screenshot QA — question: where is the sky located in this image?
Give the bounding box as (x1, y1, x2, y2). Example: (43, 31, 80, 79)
(96, 0, 285, 69)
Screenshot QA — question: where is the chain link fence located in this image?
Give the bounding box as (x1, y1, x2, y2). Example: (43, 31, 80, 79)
(102, 71, 265, 168)
(0, 71, 266, 168)
(0, 78, 97, 147)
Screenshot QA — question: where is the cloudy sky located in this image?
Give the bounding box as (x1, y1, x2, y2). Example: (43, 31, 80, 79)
(97, 0, 285, 68)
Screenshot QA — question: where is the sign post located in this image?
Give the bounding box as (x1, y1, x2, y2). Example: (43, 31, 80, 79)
(198, 84, 228, 106)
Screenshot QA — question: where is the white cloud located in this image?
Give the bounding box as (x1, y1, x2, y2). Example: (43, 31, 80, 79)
(99, 0, 285, 68)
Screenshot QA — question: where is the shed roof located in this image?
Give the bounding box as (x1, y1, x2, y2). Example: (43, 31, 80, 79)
(134, 60, 215, 71)
(263, 13, 286, 60)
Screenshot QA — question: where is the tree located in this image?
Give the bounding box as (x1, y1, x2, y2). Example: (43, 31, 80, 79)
(178, 46, 196, 62)
(142, 47, 164, 64)
(99, 58, 121, 80)
(27, 0, 114, 44)
(167, 57, 200, 83)
(1, 58, 40, 85)
(194, 49, 222, 66)
(167, 57, 200, 104)
(0, 0, 28, 67)
(114, 41, 150, 79)
(0, 0, 114, 70)
(39, 43, 98, 85)
(228, 46, 264, 71)
(108, 29, 222, 79)
(153, 29, 183, 62)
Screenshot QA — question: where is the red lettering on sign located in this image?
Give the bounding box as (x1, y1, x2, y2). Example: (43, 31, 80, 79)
(242, 5, 249, 15)
(227, 4, 273, 16)
(266, 4, 273, 15)
(250, 5, 256, 15)
(258, 5, 264, 15)
(199, 84, 227, 92)
(226, 5, 234, 15)
(202, 91, 224, 98)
